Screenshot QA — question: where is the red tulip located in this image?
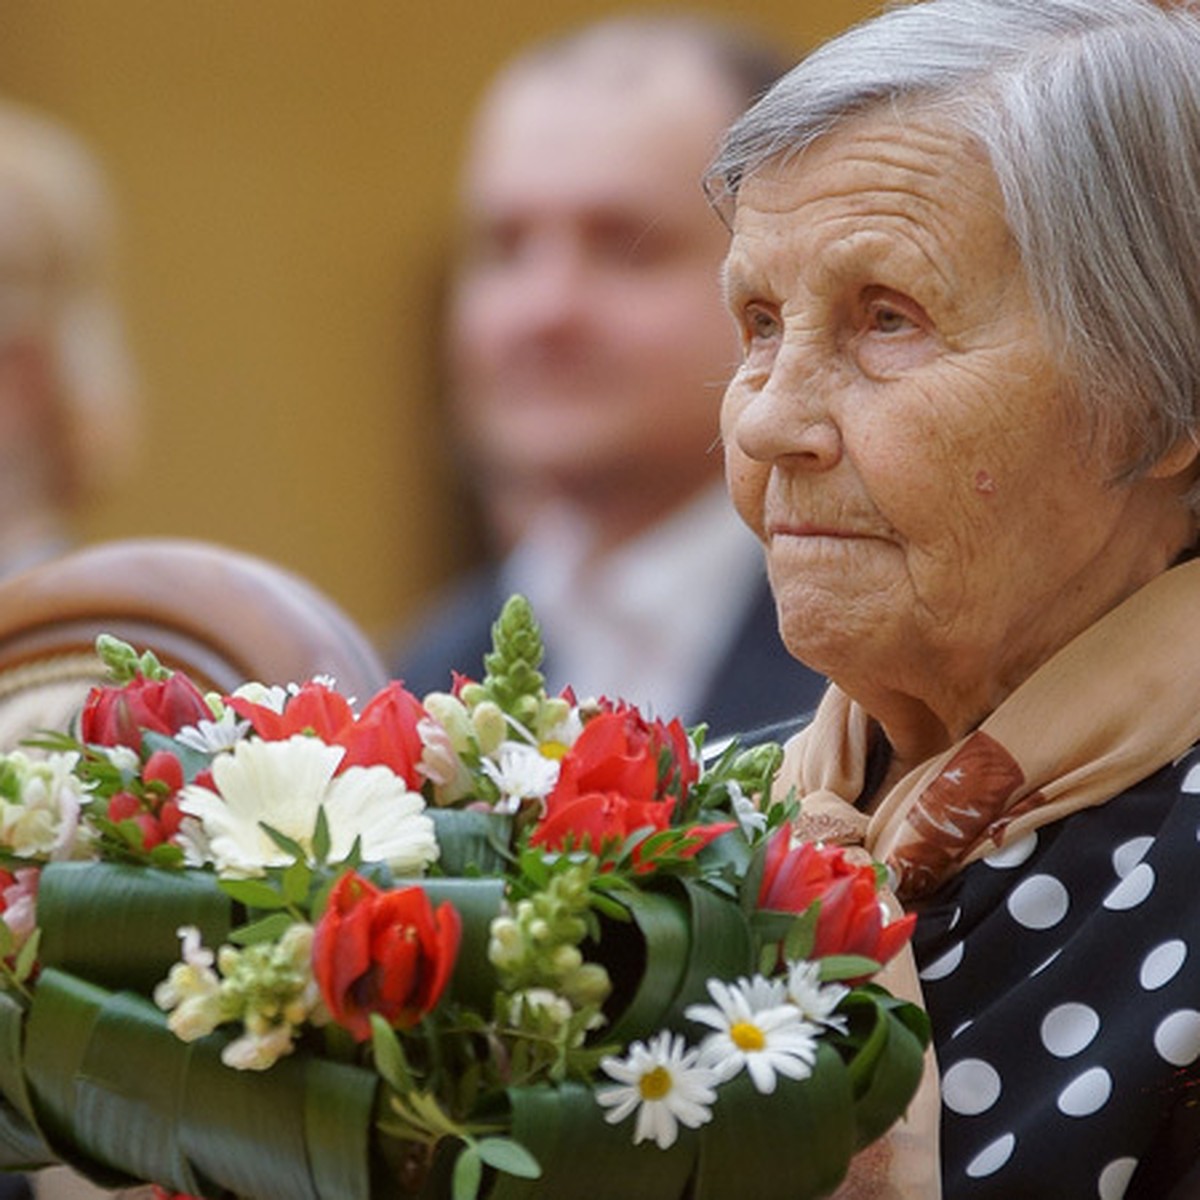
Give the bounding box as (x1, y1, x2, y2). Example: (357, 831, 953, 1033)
(335, 682, 426, 788)
(81, 672, 212, 752)
(313, 872, 461, 1041)
(561, 708, 698, 805)
(759, 830, 915, 967)
(530, 707, 723, 871)
(227, 680, 354, 742)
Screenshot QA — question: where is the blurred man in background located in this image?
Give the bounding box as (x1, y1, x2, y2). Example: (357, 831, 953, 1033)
(392, 14, 824, 736)
(0, 99, 138, 581)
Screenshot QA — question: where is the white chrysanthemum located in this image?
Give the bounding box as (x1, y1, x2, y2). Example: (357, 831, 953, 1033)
(480, 741, 561, 813)
(0, 750, 90, 860)
(784, 960, 849, 1031)
(597, 1031, 719, 1149)
(176, 709, 251, 754)
(685, 976, 821, 1095)
(177, 734, 437, 877)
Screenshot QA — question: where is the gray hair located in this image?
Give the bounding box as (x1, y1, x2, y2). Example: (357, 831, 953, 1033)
(706, 0, 1200, 483)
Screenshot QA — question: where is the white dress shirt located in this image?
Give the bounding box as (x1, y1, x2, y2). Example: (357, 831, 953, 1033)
(499, 483, 766, 723)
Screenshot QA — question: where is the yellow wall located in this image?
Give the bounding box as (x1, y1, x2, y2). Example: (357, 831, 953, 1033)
(0, 1, 878, 648)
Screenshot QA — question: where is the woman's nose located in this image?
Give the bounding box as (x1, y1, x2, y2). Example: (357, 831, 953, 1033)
(725, 341, 843, 471)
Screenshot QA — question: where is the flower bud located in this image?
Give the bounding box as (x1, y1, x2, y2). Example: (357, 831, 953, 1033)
(470, 702, 507, 755)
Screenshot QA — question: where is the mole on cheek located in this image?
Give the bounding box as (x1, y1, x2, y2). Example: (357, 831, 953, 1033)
(974, 469, 997, 495)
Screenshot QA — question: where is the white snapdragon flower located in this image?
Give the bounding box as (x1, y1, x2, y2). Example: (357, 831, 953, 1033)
(154, 926, 224, 1042)
(416, 715, 474, 805)
(221, 1019, 297, 1071)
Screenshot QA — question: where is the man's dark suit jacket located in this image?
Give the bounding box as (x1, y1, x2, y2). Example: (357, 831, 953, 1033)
(390, 566, 826, 741)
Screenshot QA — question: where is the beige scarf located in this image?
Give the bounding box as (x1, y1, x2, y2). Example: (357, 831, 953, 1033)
(774, 558, 1200, 1199)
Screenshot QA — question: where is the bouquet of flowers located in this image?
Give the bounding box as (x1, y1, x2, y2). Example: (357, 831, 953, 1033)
(0, 597, 928, 1200)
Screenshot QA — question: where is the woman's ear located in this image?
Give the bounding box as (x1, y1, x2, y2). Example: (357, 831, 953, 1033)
(1146, 433, 1200, 480)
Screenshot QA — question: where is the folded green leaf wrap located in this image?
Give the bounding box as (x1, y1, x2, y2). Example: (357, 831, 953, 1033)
(0, 862, 928, 1199)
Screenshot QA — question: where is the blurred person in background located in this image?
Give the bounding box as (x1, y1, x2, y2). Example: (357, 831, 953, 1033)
(391, 13, 826, 737)
(0, 99, 139, 581)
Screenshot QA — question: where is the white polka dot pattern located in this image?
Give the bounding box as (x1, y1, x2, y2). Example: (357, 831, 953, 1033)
(1102, 862, 1155, 911)
(942, 1059, 1003, 1115)
(1140, 940, 1186, 991)
(1097, 1158, 1138, 1200)
(914, 744, 1200, 1196)
(919, 940, 964, 982)
(1007, 874, 1069, 929)
(1153, 1009, 1200, 1067)
(1112, 835, 1153, 878)
(1057, 1067, 1112, 1117)
(984, 832, 1038, 869)
(1040, 1003, 1099, 1058)
(965, 1133, 1016, 1179)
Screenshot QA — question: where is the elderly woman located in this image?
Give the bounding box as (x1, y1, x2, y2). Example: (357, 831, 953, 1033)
(708, 0, 1200, 1196)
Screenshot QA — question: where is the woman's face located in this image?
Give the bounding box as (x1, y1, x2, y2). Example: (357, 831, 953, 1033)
(722, 110, 1187, 733)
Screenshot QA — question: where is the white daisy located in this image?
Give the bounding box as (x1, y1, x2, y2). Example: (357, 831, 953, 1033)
(177, 734, 437, 877)
(596, 1031, 719, 1149)
(480, 741, 561, 813)
(685, 976, 821, 1095)
(784, 960, 849, 1032)
(176, 709, 251, 754)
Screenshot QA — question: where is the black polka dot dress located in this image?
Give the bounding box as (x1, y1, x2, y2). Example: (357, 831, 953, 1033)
(912, 744, 1200, 1199)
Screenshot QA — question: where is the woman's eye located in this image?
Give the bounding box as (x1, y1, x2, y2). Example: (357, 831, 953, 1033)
(862, 290, 926, 336)
(869, 302, 914, 334)
(745, 304, 780, 342)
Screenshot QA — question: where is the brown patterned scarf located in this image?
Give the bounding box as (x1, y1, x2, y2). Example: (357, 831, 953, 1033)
(774, 557, 1200, 1198)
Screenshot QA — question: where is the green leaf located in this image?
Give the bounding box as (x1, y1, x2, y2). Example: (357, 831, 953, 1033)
(369, 1015, 413, 1094)
(282, 860, 313, 907)
(13, 929, 40, 986)
(312, 806, 331, 865)
(837, 993, 929, 1149)
(476, 1136, 541, 1179)
(179, 1034, 377, 1200)
(452, 1143, 483, 1200)
(819, 954, 882, 983)
(220, 879, 287, 911)
(258, 821, 308, 862)
(228, 912, 295, 946)
(692, 1046, 855, 1199)
(36, 863, 232, 995)
(782, 904, 819, 962)
(489, 1082, 692, 1200)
